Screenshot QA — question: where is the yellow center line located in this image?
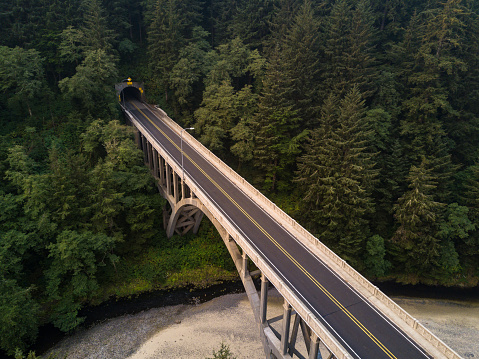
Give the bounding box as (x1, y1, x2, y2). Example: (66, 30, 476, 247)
(130, 102, 397, 359)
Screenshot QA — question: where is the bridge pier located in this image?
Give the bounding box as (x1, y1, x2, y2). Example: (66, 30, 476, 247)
(281, 300, 292, 355)
(260, 274, 268, 326)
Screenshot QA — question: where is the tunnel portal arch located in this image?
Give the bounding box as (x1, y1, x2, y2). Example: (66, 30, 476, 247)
(116, 78, 146, 103)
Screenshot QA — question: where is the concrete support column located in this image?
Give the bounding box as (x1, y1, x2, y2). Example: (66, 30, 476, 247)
(281, 300, 292, 355)
(159, 156, 165, 186)
(153, 148, 158, 178)
(181, 178, 188, 201)
(173, 173, 180, 203)
(309, 334, 321, 359)
(134, 129, 141, 149)
(242, 252, 249, 278)
(141, 134, 148, 163)
(166, 164, 172, 197)
(192, 209, 204, 234)
(289, 314, 300, 356)
(301, 320, 311, 352)
(260, 274, 268, 326)
(147, 141, 152, 169)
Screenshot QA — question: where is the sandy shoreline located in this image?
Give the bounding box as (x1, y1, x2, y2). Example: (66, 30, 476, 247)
(47, 290, 479, 359)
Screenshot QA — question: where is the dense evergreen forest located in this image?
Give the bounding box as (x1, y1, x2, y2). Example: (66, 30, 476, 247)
(1, 0, 479, 356)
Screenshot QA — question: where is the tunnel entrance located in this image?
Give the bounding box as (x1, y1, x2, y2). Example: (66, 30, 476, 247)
(121, 86, 142, 101)
(115, 79, 145, 103)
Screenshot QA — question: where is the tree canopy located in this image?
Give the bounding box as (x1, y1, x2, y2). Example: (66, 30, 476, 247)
(2, 0, 479, 355)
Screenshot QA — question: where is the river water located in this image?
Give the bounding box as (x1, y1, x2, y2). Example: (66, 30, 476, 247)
(42, 288, 479, 359)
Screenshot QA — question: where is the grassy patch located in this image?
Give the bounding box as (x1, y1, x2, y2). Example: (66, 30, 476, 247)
(96, 220, 239, 302)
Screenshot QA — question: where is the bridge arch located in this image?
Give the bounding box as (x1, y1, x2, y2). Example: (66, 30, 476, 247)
(165, 198, 205, 238)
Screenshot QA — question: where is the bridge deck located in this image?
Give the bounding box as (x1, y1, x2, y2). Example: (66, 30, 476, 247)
(125, 98, 436, 359)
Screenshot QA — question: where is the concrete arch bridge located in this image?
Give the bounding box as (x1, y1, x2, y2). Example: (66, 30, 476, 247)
(118, 83, 461, 359)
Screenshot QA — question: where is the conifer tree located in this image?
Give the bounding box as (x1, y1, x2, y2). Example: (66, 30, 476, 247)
(194, 37, 263, 157)
(206, 0, 236, 46)
(321, 0, 378, 100)
(395, 1, 463, 203)
(170, 26, 211, 117)
(227, 0, 274, 50)
(146, 0, 203, 104)
(251, 45, 305, 192)
(147, 0, 185, 103)
(282, 0, 321, 128)
(265, 0, 300, 50)
(392, 158, 444, 275)
(58, 0, 118, 114)
(248, 0, 321, 190)
(47, 148, 88, 229)
(0, 279, 40, 356)
(460, 163, 479, 269)
(295, 88, 377, 265)
(441, 0, 479, 165)
(81, 0, 117, 54)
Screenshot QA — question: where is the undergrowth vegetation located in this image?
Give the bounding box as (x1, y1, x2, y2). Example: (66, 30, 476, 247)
(98, 221, 238, 300)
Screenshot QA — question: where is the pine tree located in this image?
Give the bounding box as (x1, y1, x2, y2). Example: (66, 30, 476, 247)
(147, 0, 185, 103)
(264, 0, 301, 50)
(295, 88, 377, 266)
(251, 45, 305, 192)
(81, 0, 116, 54)
(460, 164, 479, 270)
(394, 2, 464, 204)
(227, 0, 274, 50)
(392, 158, 444, 276)
(194, 37, 263, 157)
(282, 0, 321, 128)
(321, 0, 378, 100)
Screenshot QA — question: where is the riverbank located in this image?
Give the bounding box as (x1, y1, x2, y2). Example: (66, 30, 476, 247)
(45, 290, 479, 359)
